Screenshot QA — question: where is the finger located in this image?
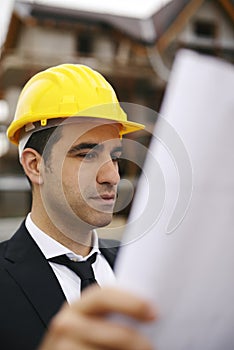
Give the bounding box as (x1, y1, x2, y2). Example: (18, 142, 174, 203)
(75, 286, 157, 321)
(73, 316, 154, 350)
(49, 309, 153, 350)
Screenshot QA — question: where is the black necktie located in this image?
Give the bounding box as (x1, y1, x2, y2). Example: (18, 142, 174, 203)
(49, 253, 98, 292)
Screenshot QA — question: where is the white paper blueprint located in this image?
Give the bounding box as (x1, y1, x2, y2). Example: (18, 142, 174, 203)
(114, 50, 234, 350)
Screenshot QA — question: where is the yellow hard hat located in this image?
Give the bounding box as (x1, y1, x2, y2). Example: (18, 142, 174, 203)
(7, 64, 145, 145)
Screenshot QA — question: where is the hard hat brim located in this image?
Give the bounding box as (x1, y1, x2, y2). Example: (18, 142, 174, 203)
(7, 115, 145, 146)
(119, 120, 145, 136)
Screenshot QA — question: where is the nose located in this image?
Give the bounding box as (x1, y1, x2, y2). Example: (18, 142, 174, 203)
(96, 160, 120, 186)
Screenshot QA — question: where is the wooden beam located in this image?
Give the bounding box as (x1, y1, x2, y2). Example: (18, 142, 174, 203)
(157, 0, 205, 53)
(4, 13, 22, 52)
(218, 0, 234, 23)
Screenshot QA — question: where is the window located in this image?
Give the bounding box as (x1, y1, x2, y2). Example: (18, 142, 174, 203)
(77, 31, 94, 54)
(194, 19, 217, 39)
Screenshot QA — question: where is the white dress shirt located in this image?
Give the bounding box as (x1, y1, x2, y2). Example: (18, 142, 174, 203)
(25, 214, 116, 304)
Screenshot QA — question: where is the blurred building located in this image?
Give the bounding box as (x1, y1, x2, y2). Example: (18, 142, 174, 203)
(0, 0, 234, 234)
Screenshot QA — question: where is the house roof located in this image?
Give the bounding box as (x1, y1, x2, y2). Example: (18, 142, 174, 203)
(14, 0, 158, 44)
(11, 0, 191, 46)
(2, 0, 234, 50)
(19, 0, 172, 19)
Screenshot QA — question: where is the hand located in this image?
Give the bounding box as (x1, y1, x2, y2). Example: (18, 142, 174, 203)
(38, 286, 156, 350)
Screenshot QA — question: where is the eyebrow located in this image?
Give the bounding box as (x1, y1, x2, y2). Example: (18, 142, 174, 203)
(68, 142, 123, 155)
(68, 143, 101, 154)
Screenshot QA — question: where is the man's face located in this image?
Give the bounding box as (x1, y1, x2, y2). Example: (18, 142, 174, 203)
(41, 121, 122, 232)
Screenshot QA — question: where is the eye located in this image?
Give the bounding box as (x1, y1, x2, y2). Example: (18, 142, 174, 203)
(78, 151, 98, 160)
(85, 152, 97, 160)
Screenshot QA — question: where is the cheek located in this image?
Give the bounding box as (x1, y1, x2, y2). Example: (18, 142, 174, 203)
(77, 162, 100, 185)
(62, 162, 96, 193)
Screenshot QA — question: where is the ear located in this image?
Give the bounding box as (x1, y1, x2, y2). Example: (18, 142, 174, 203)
(20, 148, 44, 185)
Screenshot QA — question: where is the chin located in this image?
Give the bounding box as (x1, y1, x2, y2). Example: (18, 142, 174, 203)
(90, 213, 113, 228)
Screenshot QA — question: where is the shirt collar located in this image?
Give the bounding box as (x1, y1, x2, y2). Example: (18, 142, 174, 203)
(25, 213, 101, 261)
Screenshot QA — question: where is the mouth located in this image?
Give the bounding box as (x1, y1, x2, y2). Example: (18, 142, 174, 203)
(90, 193, 116, 206)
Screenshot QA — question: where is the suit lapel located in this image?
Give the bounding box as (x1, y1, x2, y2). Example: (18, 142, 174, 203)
(4, 222, 66, 327)
(99, 238, 119, 269)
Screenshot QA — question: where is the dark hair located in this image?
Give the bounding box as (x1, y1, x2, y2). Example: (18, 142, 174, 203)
(24, 126, 62, 164)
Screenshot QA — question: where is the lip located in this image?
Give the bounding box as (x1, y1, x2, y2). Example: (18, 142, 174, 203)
(100, 193, 115, 200)
(90, 193, 116, 205)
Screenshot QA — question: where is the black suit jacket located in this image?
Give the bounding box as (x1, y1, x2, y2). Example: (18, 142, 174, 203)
(0, 221, 119, 350)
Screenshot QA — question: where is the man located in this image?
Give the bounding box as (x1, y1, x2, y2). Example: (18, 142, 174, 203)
(0, 64, 156, 349)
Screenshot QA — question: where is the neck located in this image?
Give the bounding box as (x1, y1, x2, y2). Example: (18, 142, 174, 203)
(30, 202, 93, 257)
